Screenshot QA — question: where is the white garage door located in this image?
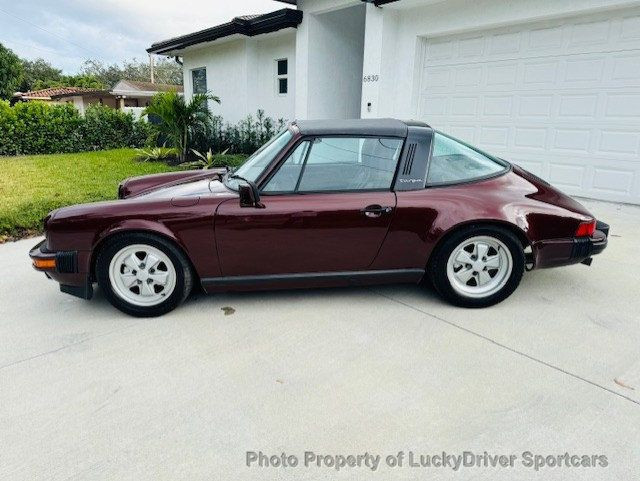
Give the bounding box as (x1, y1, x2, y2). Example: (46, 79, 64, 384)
(418, 9, 640, 203)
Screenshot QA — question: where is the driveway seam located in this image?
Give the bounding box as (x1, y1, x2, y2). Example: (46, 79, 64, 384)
(371, 289, 639, 407)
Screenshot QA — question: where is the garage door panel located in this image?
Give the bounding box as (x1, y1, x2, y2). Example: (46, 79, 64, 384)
(621, 15, 640, 40)
(563, 57, 606, 83)
(611, 52, 640, 82)
(529, 26, 563, 50)
(604, 92, 640, 119)
(459, 36, 485, 57)
(558, 94, 598, 119)
(419, 8, 640, 203)
(569, 19, 611, 46)
(597, 130, 640, 156)
(548, 163, 586, 189)
(514, 127, 548, 149)
(483, 95, 513, 116)
(552, 129, 591, 153)
(592, 168, 635, 194)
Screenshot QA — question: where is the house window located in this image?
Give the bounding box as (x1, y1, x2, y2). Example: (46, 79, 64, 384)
(276, 59, 288, 95)
(192, 68, 207, 94)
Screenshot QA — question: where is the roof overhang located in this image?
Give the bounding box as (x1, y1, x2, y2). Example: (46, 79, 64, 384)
(110, 89, 182, 98)
(50, 90, 112, 100)
(147, 8, 303, 56)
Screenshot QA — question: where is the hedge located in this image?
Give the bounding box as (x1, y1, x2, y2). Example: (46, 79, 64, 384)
(0, 100, 153, 156)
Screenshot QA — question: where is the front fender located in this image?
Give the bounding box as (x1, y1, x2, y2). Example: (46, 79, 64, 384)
(119, 169, 226, 198)
(93, 219, 182, 249)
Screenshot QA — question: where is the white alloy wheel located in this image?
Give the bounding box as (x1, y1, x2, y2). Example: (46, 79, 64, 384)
(108, 244, 177, 307)
(446, 235, 513, 299)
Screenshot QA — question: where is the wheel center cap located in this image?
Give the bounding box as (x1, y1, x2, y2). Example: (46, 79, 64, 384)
(473, 260, 485, 271)
(137, 270, 149, 281)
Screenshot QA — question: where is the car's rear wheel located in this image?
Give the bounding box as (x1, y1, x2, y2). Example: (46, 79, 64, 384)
(96, 233, 193, 317)
(428, 226, 525, 307)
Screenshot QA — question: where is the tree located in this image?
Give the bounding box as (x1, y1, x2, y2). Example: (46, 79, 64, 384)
(61, 74, 104, 89)
(82, 57, 183, 88)
(144, 91, 220, 163)
(0, 43, 23, 99)
(19, 58, 62, 92)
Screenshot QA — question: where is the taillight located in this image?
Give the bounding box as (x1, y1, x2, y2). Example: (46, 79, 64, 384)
(575, 220, 596, 237)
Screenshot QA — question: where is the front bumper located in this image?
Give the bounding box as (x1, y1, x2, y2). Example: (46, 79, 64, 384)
(533, 220, 609, 269)
(29, 240, 93, 299)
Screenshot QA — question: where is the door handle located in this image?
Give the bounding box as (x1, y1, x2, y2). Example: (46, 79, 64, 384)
(361, 204, 393, 218)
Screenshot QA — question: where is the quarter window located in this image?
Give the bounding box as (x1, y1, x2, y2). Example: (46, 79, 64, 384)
(276, 59, 288, 95)
(426, 132, 506, 184)
(263, 136, 403, 193)
(192, 68, 207, 94)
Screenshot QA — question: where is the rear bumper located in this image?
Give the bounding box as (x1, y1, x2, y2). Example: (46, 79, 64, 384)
(533, 221, 609, 269)
(29, 240, 93, 299)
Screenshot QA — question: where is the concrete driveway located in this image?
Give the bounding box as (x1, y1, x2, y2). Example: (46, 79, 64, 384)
(1, 199, 639, 481)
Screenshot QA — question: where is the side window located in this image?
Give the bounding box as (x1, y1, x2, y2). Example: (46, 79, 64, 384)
(427, 132, 505, 184)
(192, 68, 207, 94)
(298, 137, 403, 192)
(262, 141, 310, 192)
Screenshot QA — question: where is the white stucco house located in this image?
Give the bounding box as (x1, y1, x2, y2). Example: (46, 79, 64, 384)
(148, 0, 640, 204)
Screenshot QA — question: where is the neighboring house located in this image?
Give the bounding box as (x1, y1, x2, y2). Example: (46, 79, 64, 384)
(149, 0, 640, 204)
(13, 81, 183, 118)
(12, 87, 102, 108)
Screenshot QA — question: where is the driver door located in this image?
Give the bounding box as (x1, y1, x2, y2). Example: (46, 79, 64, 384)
(214, 136, 403, 276)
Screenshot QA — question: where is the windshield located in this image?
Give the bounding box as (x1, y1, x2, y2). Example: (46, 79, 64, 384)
(224, 129, 293, 190)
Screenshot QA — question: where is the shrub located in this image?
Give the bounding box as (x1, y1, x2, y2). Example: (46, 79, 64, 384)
(191, 109, 287, 155)
(0, 101, 82, 155)
(0, 100, 152, 156)
(80, 104, 153, 151)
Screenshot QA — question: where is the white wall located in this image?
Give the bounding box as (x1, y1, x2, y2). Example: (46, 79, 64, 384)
(182, 39, 251, 123)
(368, 0, 640, 118)
(295, 0, 364, 119)
(307, 4, 366, 119)
(295, 0, 365, 119)
(181, 31, 296, 124)
(252, 32, 296, 121)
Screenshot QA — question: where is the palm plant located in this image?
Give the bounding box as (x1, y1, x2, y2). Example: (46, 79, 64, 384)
(144, 91, 220, 163)
(135, 147, 179, 162)
(179, 147, 230, 170)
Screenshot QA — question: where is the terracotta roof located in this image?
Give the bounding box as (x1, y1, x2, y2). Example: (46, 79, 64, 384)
(120, 80, 183, 92)
(14, 87, 102, 100)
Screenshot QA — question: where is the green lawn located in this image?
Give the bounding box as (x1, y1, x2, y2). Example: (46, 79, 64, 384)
(0, 149, 246, 241)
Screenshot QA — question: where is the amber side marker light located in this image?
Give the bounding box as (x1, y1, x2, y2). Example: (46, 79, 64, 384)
(33, 258, 56, 270)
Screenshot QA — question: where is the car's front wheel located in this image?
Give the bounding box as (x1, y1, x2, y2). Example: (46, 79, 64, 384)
(428, 226, 525, 307)
(96, 233, 193, 317)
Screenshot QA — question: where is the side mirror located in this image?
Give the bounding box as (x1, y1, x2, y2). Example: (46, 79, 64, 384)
(239, 182, 262, 208)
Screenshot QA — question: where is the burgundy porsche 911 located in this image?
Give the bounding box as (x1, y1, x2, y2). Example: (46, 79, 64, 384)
(30, 119, 608, 317)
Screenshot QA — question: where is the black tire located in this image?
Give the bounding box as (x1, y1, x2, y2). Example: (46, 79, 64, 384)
(96, 232, 193, 317)
(428, 225, 525, 308)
